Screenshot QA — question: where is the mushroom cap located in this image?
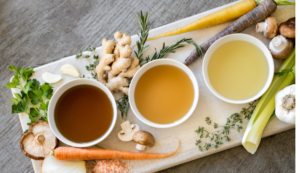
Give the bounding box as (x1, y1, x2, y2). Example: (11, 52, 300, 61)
(132, 131, 155, 147)
(264, 17, 278, 39)
(279, 17, 295, 38)
(20, 121, 58, 160)
(269, 36, 293, 59)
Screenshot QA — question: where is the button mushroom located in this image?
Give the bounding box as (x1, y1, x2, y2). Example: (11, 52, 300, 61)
(279, 17, 295, 38)
(132, 131, 155, 151)
(20, 121, 58, 160)
(118, 121, 140, 141)
(269, 35, 293, 59)
(256, 17, 278, 39)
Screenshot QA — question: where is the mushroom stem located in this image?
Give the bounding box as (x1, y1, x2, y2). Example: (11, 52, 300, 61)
(136, 144, 146, 151)
(35, 134, 45, 145)
(256, 22, 266, 33)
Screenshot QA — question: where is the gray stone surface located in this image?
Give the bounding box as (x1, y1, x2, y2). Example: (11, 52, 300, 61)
(0, 0, 295, 172)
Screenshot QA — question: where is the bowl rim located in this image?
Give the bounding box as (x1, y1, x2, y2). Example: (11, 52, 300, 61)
(129, 59, 199, 128)
(202, 33, 274, 104)
(48, 78, 117, 147)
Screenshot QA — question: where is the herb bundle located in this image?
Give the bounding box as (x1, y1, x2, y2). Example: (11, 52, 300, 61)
(195, 100, 258, 151)
(6, 65, 53, 126)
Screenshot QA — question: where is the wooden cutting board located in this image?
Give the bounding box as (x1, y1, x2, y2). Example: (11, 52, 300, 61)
(11, 1, 295, 172)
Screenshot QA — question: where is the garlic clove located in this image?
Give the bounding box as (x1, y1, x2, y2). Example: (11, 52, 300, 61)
(60, 64, 80, 77)
(42, 72, 62, 84)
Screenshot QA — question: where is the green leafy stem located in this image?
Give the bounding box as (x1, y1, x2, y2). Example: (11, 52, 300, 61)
(6, 65, 53, 126)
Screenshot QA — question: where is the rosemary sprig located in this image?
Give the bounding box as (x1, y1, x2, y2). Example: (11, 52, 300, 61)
(140, 38, 202, 66)
(117, 12, 202, 119)
(195, 100, 258, 151)
(116, 94, 129, 120)
(135, 11, 150, 64)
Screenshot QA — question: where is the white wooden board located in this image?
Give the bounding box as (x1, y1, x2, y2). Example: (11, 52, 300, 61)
(11, 1, 295, 172)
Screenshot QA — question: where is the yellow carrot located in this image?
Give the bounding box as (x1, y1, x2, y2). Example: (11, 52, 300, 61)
(147, 0, 256, 41)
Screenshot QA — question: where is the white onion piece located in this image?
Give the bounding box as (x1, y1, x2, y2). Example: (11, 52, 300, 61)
(42, 154, 86, 173)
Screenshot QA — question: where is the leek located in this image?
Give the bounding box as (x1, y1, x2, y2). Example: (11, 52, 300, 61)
(242, 48, 295, 154)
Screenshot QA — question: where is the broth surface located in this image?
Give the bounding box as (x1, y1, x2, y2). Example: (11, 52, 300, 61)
(208, 40, 269, 100)
(135, 65, 194, 124)
(55, 85, 113, 143)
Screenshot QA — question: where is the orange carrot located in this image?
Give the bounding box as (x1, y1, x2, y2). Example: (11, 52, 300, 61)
(51, 141, 180, 160)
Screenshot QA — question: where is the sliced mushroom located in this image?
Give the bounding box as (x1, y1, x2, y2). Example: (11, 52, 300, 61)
(132, 131, 155, 151)
(269, 35, 293, 59)
(20, 121, 58, 160)
(118, 121, 140, 141)
(279, 17, 295, 38)
(256, 17, 278, 39)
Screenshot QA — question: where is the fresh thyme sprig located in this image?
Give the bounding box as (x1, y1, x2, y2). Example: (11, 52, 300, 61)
(75, 46, 99, 79)
(195, 100, 258, 151)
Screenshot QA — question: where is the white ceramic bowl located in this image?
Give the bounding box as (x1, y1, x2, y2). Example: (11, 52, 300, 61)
(202, 34, 274, 104)
(48, 78, 117, 147)
(129, 59, 199, 128)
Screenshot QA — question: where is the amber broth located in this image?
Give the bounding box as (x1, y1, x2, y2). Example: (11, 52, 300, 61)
(55, 85, 113, 143)
(135, 65, 194, 124)
(208, 40, 269, 100)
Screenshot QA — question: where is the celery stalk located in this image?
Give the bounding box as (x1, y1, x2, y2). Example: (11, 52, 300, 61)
(242, 49, 295, 154)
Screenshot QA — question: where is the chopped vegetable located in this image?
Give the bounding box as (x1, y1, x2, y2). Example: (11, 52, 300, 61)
(279, 17, 295, 38)
(42, 72, 62, 84)
(275, 84, 295, 124)
(118, 121, 140, 142)
(42, 154, 86, 173)
(269, 35, 293, 59)
(132, 131, 155, 151)
(60, 64, 81, 77)
(20, 121, 58, 160)
(51, 140, 179, 160)
(184, 0, 277, 66)
(256, 17, 278, 39)
(147, 0, 256, 41)
(242, 48, 295, 154)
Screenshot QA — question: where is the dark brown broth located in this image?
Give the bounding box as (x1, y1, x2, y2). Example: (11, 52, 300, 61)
(55, 85, 113, 143)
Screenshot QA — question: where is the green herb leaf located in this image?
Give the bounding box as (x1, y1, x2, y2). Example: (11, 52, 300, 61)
(274, 68, 293, 77)
(116, 94, 129, 120)
(195, 100, 258, 152)
(76, 50, 83, 59)
(205, 117, 211, 125)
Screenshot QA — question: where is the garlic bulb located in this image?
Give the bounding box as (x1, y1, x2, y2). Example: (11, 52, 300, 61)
(275, 84, 295, 124)
(42, 72, 62, 84)
(42, 154, 86, 173)
(60, 64, 80, 77)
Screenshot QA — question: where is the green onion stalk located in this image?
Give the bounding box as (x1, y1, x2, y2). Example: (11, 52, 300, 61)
(242, 48, 295, 154)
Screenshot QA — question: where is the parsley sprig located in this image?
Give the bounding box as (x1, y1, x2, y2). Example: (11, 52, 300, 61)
(195, 100, 258, 151)
(6, 65, 53, 126)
